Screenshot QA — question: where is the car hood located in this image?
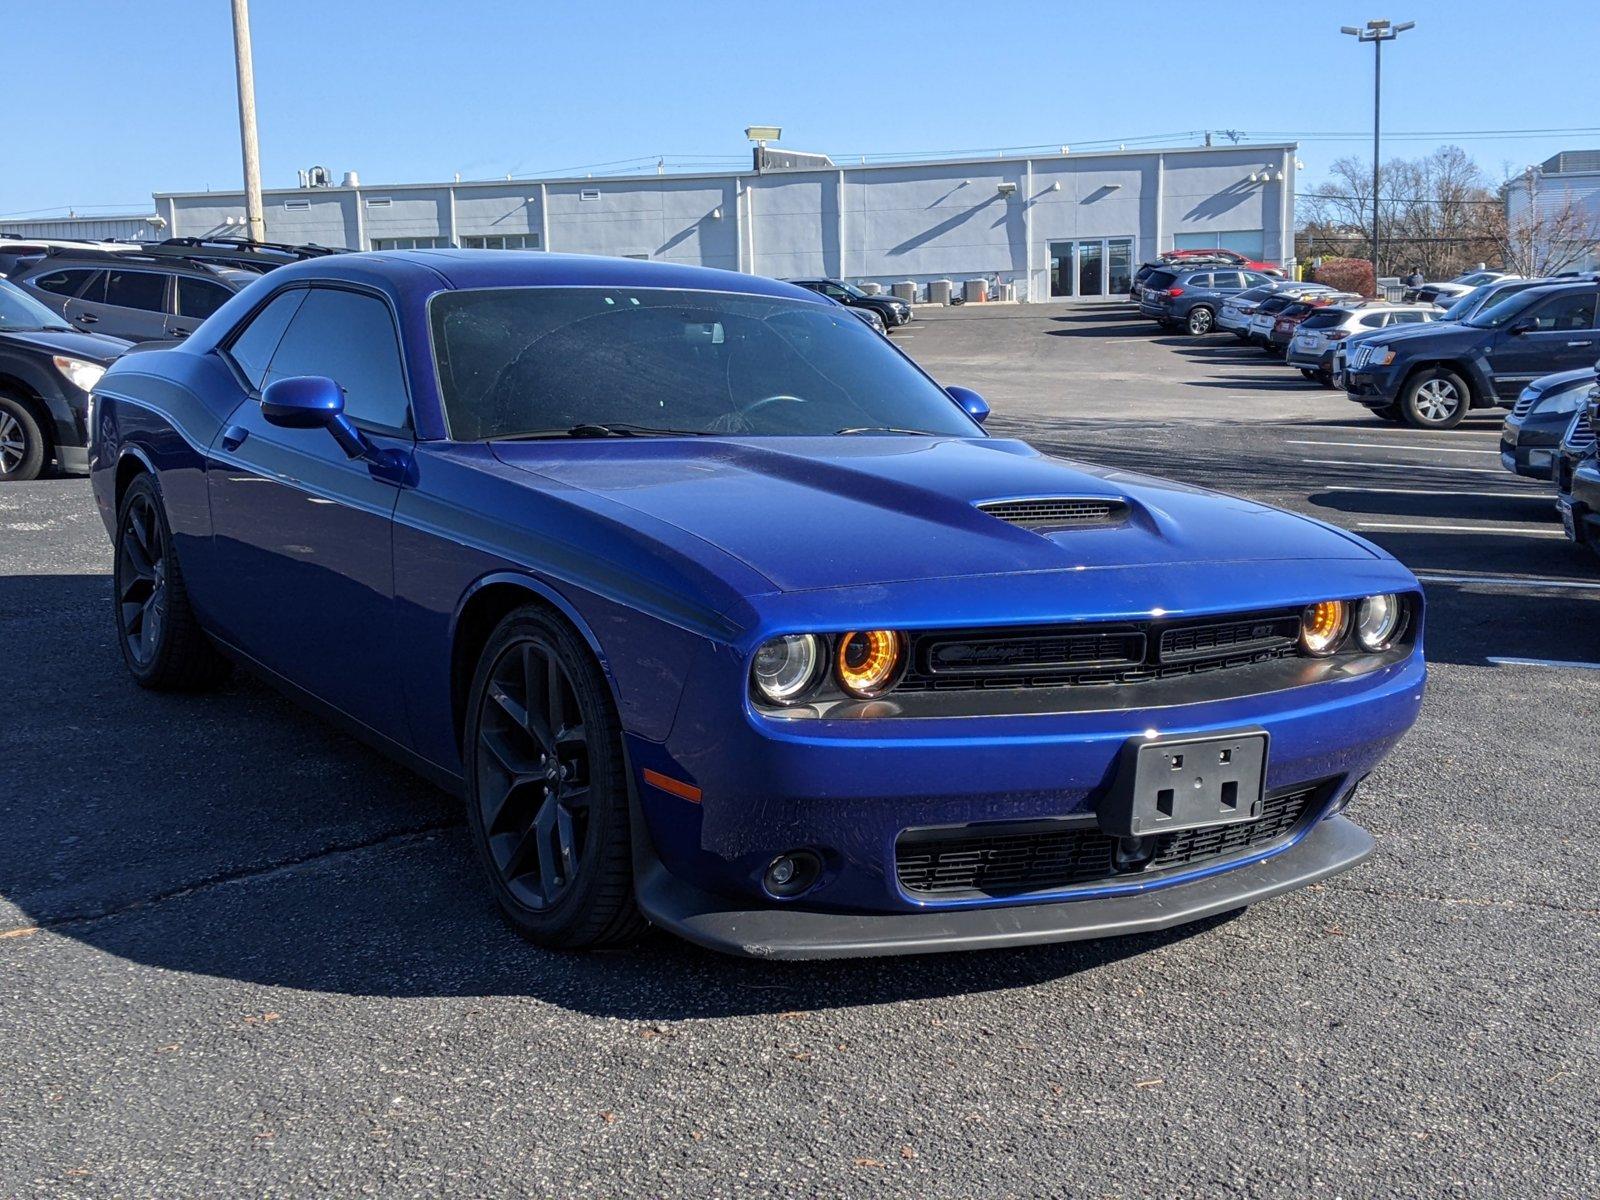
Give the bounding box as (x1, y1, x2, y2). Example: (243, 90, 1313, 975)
(1360, 320, 1476, 350)
(0, 326, 132, 361)
(491, 436, 1376, 594)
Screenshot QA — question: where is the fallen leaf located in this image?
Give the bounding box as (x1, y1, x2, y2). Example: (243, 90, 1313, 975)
(600, 1111, 617, 1124)
(1134, 1079, 1164, 1089)
(691, 1130, 705, 1142)
(853, 1157, 885, 1169)
(0, 926, 39, 940)
(900, 1146, 916, 1160)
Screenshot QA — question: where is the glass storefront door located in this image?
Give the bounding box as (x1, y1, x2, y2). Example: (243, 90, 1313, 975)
(1046, 237, 1135, 298)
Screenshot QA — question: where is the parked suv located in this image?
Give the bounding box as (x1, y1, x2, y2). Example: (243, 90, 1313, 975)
(140, 236, 345, 274)
(1407, 269, 1517, 306)
(1286, 303, 1439, 384)
(1138, 266, 1275, 334)
(0, 279, 130, 480)
(1342, 279, 1600, 429)
(786, 279, 912, 327)
(1557, 406, 1597, 538)
(1499, 365, 1599, 481)
(10, 248, 254, 342)
(1435, 276, 1549, 325)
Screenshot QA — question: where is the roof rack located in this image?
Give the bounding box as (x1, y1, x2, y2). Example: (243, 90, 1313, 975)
(37, 244, 234, 274)
(146, 236, 346, 260)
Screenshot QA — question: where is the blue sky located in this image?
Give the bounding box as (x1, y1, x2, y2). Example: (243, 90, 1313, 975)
(7, 0, 1599, 218)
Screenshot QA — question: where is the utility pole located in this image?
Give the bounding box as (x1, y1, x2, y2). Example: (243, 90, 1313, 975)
(231, 0, 265, 242)
(1341, 19, 1414, 281)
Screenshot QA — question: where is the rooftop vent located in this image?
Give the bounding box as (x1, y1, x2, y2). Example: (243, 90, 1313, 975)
(977, 497, 1128, 530)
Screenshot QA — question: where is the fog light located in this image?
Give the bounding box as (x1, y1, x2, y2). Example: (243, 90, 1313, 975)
(763, 850, 822, 898)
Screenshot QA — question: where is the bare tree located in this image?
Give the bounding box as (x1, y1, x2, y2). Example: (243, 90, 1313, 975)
(1298, 146, 1503, 277)
(1498, 170, 1600, 276)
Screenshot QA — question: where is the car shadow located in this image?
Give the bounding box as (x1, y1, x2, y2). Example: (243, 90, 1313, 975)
(0, 572, 1227, 1019)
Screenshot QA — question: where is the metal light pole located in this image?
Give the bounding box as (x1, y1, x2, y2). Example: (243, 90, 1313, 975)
(1341, 18, 1414, 281)
(231, 0, 265, 242)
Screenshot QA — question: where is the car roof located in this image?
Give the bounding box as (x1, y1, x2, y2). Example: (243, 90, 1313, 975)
(20, 246, 243, 280)
(363, 249, 818, 301)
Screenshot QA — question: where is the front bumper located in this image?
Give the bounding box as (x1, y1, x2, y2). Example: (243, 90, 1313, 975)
(637, 812, 1374, 959)
(1343, 365, 1404, 407)
(1500, 420, 1563, 480)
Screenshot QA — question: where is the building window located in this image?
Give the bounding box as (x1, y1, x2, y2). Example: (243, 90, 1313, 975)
(370, 236, 450, 250)
(1173, 230, 1266, 259)
(459, 233, 542, 250)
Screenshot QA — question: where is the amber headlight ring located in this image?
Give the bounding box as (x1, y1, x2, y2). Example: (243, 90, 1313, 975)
(834, 629, 907, 698)
(1299, 600, 1351, 657)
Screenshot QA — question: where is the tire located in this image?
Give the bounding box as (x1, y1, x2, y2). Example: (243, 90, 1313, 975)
(1399, 368, 1470, 430)
(0, 394, 47, 482)
(1299, 368, 1315, 380)
(113, 473, 232, 690)
(1371, 403, 1403, 422)
(463, 606, 644, 951)
(1186, 306, 1215, 336)
(1317, 371, 1335, 389)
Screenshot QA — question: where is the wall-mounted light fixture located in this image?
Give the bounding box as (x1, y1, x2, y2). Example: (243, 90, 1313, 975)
(712, 207, 723, 220)
(996, 181, 1018, 198)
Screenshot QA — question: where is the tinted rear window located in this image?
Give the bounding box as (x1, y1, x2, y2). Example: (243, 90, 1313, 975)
(1299, 311, 1346, 330)
(1145, 271, 1177, 290)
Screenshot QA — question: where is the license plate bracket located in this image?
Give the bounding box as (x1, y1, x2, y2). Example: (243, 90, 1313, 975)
(1098, 729, 1269, 837)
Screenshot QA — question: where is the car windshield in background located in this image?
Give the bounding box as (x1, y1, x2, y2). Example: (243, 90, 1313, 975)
(429, 287, 980, 441)
(0, 279, 72, 331)
(1236, 285, 1275, 302)
(841, 282, 868, 299)
(1440, 284, 1494, 320)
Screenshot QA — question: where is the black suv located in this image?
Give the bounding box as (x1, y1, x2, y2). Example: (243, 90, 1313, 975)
(10, 247, 255, 342)
(786, 279, 912, 327)
(0, 278, 130, 480)
(1341, 279, 1600, 429)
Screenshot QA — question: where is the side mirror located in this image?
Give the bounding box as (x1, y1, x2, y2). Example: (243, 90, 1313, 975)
(1507, 317, 1538, 336)
(261, 375, 371, 460)
(947, 385, 991, 424)
(261, 375, 344, 428)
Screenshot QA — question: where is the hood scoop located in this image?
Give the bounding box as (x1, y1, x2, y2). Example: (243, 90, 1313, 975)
(976, 496, 1129, 532)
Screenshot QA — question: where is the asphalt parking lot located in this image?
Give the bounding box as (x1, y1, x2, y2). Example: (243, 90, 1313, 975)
(4, 303, 1598, 1199)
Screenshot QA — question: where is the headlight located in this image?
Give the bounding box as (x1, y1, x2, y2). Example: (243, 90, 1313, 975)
(752, 634, 821, 705)
(1374, 349, 1396, 367)
(52, 356, 106, 392)
(1354, 594, 1403, 651)
(835, 630, 905, 697)
(1299, 600, 1349, 657)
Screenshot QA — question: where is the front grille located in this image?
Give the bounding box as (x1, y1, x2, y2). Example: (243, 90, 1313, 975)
(1511, 389, 1540, 419)
(894, 608, 1303, 694)
(894, 785, 1324, 898)
(1566, 414, 1596, 453)
(977, 497, 1127, 529)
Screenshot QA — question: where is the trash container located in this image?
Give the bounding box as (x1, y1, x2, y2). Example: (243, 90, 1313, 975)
(892, 281, 918, 303)
(927, 279, 953, 305)
(963, 279, 988, 303)
(857, 281, 881, 295)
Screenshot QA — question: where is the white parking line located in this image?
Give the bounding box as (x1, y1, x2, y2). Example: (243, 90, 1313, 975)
(1488, 656, 1600, 670)
(1301, 458, 1523, 476)
(1418, 572, 1600, 592)
(1286, 439, 1499, 456)
(1322, 485, 1551, 499)
(1355, 522, 1567, 537)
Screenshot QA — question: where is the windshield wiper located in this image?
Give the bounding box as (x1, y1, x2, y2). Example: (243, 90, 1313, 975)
(836, 425, 935, 436)
(497, 422, 710, 441)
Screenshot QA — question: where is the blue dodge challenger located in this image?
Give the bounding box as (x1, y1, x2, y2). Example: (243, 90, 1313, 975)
(89, 252, 1425, 958)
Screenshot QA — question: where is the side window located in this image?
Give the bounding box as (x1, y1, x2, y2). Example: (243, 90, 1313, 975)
(29, 268, 98, 297)
(1360, 313, 1389, 328)
(263, 289, 410, 429)
(1389, 311, 1423, 326)
(823, 284, 849, 299)
(1526, 292, 1597, 331)
(225, 289, 306, 391)
(176, 278, 235, 320)
(103, 269, 168, 313)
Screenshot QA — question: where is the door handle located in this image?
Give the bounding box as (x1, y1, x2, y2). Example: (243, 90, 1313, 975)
(1567, 340, 1595, 347)
(170, 326, 194, 337)
(75, 313, 99, 324)
(220, 424, 249, 452)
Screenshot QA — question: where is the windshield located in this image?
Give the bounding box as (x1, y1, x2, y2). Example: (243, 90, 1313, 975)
(0, 279, 72, 331)
(1440, 283, 1495, 321)
(840, 282, 868, 299)
(1236, 285, 1274, 302)
(429, 286, 982, 440)
(1468, 289, 1544, 329)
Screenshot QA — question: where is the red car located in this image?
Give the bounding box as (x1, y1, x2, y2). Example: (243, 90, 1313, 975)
(1266, 293, 1360, 356)
(1162, 248, 1281, 274)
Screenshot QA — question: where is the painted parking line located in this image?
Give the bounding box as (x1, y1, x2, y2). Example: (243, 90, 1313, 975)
(1355, 521, 1567, 537)
(1417, 572, 1600, 592)
(1322, 485, 1554, 499)
(1300, 458, 1536, 477)
(1285, 439, 1499, 456)
(1487, 656, 1600, 670)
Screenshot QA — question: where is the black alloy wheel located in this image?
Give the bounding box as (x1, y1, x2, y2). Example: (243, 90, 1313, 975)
(113, 474, 231, 689)
(465, 608, 643, 949)
(0, 396, 45, 482)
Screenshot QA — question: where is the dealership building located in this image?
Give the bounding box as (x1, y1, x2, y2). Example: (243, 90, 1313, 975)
(7, 141, 1300, 302)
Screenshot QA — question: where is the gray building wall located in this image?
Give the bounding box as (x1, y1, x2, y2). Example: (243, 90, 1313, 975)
(153, 143, 1297, 301)
(0, 213, 159, 241)
(1505, 152, 1600, 274)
